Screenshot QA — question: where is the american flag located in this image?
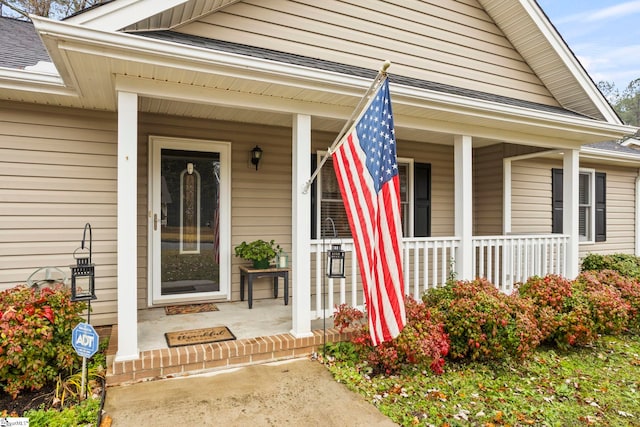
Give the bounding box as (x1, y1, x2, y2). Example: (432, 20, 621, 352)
(332, 78, 406, 346)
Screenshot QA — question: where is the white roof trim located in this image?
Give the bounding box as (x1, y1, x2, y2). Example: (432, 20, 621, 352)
(0, 66, 76, 96)
(30, 16, 635, 144)
(64, 0, 188, 32)
(519, 0, 620, 124)
(621, 137, 640, 147)
(581, 146, 640, 163)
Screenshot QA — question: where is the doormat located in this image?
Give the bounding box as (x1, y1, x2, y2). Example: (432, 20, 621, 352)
(164, 303, 219, 315)
(165, 326, 236, 347)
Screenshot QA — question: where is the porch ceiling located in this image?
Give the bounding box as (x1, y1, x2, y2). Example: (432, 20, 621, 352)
(5, 16, 634, 149)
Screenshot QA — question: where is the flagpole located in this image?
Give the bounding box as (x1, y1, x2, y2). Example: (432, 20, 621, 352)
(301, 60, 391, 194)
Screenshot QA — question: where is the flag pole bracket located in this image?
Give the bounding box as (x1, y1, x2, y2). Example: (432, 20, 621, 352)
(301, 61, 392, 194)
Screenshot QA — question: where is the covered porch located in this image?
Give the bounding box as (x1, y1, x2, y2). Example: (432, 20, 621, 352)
(110, 230, 568, 384)
(129, 233, 569, 351)
(26, 17, 625, 363)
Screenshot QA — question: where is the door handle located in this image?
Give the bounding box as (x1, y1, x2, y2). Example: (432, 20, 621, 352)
(154, 214, 158, 231)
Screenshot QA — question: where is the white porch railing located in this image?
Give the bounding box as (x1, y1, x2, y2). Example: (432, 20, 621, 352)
(309, 234, 569, 319)
(472, 234, 568, 293)
(309, 237, 459, 318)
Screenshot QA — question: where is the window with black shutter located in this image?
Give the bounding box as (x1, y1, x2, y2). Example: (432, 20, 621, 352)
(551, 168, 606, 242)
(414, 163, 431, 237)
(312, 154, 431, 238)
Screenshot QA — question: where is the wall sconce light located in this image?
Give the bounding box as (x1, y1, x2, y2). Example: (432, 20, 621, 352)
(326, 243, 346, 278)
(186, 162, 194, 175)
(251, 145, 263, 170)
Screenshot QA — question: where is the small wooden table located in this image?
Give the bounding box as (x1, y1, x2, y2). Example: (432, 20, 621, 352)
(239, 266, 290, 309)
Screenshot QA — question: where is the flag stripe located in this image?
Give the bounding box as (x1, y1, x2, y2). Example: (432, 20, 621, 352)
(332, 78, 406, 346)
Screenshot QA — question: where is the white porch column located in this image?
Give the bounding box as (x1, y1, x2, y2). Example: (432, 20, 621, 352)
(454, 135, 473, 280)
(563, 149, 580, 278)
(116, 91, 139, 361)
(291, 114, 313, 337)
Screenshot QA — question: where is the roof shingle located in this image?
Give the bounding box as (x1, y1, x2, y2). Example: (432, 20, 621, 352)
(0, 17, 51, 69)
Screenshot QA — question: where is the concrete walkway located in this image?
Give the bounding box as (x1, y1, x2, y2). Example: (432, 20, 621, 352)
(103, 358, 398, 426)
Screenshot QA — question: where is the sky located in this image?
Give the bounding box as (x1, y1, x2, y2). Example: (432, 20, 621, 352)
(537, 0, 640, 91)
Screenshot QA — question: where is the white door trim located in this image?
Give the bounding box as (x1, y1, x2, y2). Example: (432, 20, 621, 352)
(148, 135, 231, 305)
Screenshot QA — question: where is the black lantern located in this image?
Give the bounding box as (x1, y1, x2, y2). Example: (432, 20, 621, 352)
(326, 243, 346, 278)
(251, 145, 263, 170)
(70, 223, 97, 302)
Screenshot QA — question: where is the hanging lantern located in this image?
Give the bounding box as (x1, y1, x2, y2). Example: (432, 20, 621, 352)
(326, 243, 345, 278)
(70, 223, 97, 302)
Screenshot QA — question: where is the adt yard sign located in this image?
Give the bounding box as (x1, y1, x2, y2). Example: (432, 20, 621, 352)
(72, 322, 99, 358)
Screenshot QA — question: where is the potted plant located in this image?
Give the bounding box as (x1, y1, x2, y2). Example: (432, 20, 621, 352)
(234, 239, 281, 269)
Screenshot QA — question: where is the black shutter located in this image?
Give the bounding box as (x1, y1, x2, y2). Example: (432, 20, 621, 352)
(310, 154, 317, 239)
(414, 163, 431, 237)
(595, 172, 606, 242)
(552, 168, 563, 234)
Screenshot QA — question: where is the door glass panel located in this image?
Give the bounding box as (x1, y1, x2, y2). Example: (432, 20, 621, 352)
(160, 149, 220, 295)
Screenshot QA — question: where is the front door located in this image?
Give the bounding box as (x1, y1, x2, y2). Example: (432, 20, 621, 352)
(150, 136, 230, 304)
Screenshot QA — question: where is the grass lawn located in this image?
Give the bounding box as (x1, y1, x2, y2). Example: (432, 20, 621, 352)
(326, 334, 640, 426)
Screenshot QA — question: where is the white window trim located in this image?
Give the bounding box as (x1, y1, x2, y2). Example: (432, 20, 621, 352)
(315, 151, 414, 238)
(579, 168, 596, 244)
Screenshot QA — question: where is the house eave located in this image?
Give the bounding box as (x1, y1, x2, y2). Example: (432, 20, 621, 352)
(26, 15, 635, 148)
(0, 66, 75, 96)
(62, 0, 189, 31)
(580, 147, 640, 166)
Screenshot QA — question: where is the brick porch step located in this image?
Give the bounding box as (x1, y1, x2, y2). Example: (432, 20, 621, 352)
(105, 326, 351, 386)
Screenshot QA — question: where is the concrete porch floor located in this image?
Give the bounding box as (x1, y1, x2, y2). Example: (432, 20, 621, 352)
(106, 299, 340, 386)
(137, 299, 327, 352)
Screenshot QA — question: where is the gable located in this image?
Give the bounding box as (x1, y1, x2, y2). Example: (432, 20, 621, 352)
(168, 0, 559, 108)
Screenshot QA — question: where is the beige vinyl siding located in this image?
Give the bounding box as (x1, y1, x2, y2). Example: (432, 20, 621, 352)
(473, 144, 504, 236)
(474, 144, 550, 236)
(176, 0, 558, 106)
(510, 158, 554, 234)
(401, 142, 455, 237)
(579, 162, 636, 256)
(0, 102, 118, 326)
(510, 158, 637, 256)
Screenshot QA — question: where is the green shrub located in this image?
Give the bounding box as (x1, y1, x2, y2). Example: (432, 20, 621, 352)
(581, 253, 640, 279)
(0, 284, 86, 398)
(424, 278, 542, 361)
(333, 296, 450, 375)
(24, 396, 100, 427)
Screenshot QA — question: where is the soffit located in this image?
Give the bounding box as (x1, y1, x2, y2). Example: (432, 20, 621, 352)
(122, 0, 241, 31)
(3, 16, 633, 150)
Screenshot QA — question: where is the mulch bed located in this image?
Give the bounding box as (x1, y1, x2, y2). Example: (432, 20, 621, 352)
(0, 383, 54, 416)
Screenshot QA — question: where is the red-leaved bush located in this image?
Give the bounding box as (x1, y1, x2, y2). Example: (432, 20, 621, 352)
(333, 296, 449, 375)
(0, 284, 86, 398)
(424, 278, 542, 361)
(516, 274, 628, 349)
(579, 270, 640, 332)
(576, 270, 631, 335)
